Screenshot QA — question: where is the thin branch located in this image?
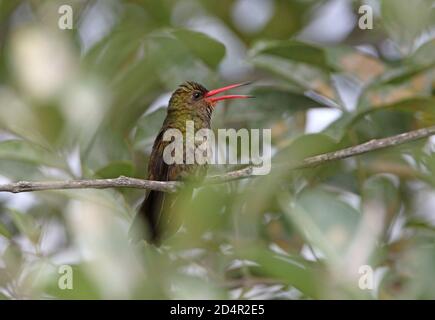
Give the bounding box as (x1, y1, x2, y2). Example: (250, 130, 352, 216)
(0, 126, 434, 194)
(299, 125, 435, 168)
(0, 176, 180, 193)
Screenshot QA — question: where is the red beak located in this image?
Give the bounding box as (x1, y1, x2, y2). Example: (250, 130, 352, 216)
(205, 82, 253, 103)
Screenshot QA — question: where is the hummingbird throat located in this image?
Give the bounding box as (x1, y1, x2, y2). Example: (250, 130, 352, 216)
(161, 120, 271, 176)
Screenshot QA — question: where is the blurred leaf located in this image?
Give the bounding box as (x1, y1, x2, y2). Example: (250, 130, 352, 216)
(202, 0, 317, 41)
(363, 175, 401, 226)
(3, 243, 22, 278)
(146, 30, 214, 88)
(271, 133, 343, 189)
(324, 97, 435, 140)
(0, 160, 54, 181)
(0, 1, 19, 23)
(406, 218, 435, 233)
(83, 128, 134, 172)
(83, 4, 148, 77)
(131, 0, 172, 27)
(0, 221, 11, 239)
(0, 140, 65, 169)
(381, 0, 434, 54)
(42, 265, 101, 299)
(96, 161, 134, 179)
(380, 235, 435, 299)
(7, 209, 41, 243)
(278, 189, 361, 269)
(251, 86, 330, 112)
(249, 40, 341, 103)
(276, 133, 340, 165)
(250, 40, 332, 71)
(102, 26, 222, 134)
(173, 185, 233, 245)
(134, 108, 167, 151)
(240, 246, 320, 298)
(326, 47, 386, 83)
(172, 29, 226, 69)
(375, 65, 432, 86)
(0, 0, 434, 300)
(411, 39, 435, 66)
(222, 86, 331, 129)
(250, 54, 339, 103)
(322, 112, 356, 141)
(66, 189, 134, 221)
(0, 266, 10, 290)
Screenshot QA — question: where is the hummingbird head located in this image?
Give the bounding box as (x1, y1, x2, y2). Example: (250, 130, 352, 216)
(167, 81, 252, 115)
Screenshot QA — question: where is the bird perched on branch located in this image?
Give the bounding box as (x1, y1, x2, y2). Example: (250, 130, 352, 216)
(131, 81, 252, 245)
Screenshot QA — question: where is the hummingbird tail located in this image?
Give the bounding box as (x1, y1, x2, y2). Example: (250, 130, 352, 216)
(130, 186, 193, 245)
(130, 190, 165, 245)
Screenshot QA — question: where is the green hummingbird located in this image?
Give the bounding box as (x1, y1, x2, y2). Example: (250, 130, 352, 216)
(132, 81, 252, 245)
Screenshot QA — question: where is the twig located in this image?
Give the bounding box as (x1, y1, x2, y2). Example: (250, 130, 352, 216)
(0, 126, 434, 194)
(0, 176, 180, 193)
(298, 125, 435, 168)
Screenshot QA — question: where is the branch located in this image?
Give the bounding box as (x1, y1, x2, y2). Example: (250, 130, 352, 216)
(0, 126, 434, 194)
(299, 125, 435, 168)
(0, 176, 180, 194)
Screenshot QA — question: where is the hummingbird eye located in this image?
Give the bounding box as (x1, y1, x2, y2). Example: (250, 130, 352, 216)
(192, 91, 201, 100)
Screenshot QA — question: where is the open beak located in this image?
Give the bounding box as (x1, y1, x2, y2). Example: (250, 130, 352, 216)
(205, 82, 253, 103)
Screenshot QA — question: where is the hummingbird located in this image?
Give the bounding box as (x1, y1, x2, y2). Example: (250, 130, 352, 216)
(132, 81, 252, 245)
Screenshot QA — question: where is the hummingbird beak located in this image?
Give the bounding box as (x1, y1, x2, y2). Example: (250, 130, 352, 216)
(205, 82, 253, 103)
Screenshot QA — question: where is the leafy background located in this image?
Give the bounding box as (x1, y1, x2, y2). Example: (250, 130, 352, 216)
(0, 0, 434, 299)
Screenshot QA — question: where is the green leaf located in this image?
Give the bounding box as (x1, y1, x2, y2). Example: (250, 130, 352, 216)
(239, 246, 320, 298)
(145, 31, 214, 89)
(358, 87, 434, 117)
(250, 40, 332, 71)
(221, 86, 333, 127)
(168, 185, 233, 246)
(411, 39, 435, 66)
(374, 65, 431, 86)
(276, 133, 340, 164)
(324, 98, 435, 140)
(251, 86, 330, 111)
(84, 129, 135, 172)
(250, 54, 339, 104)
(66, 189, 135, 221)
(326, 46, 386, 83)
(363, 175, 401, 220)
(0, 222, 11, 239)
(0, 267, 9, 286)
(0, 140, 65, 169)
(381, 0, 434, 54)
(249, 40, 340, 103)
(0, 1, 20, 22)
(42, 265, 101, 299)
(3, 243, 22, 278)
(273, 133, 342, 182)
(134, 108, 166, 151)
(406, 218, 435, 233)
(7, 209, 41, 243)
(83, 4, 148, 77)
(282, 188, 360, 257)
(202, 0, 315, 40)
(96, 161, 134, 179)
(172, 29, 226, 69)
